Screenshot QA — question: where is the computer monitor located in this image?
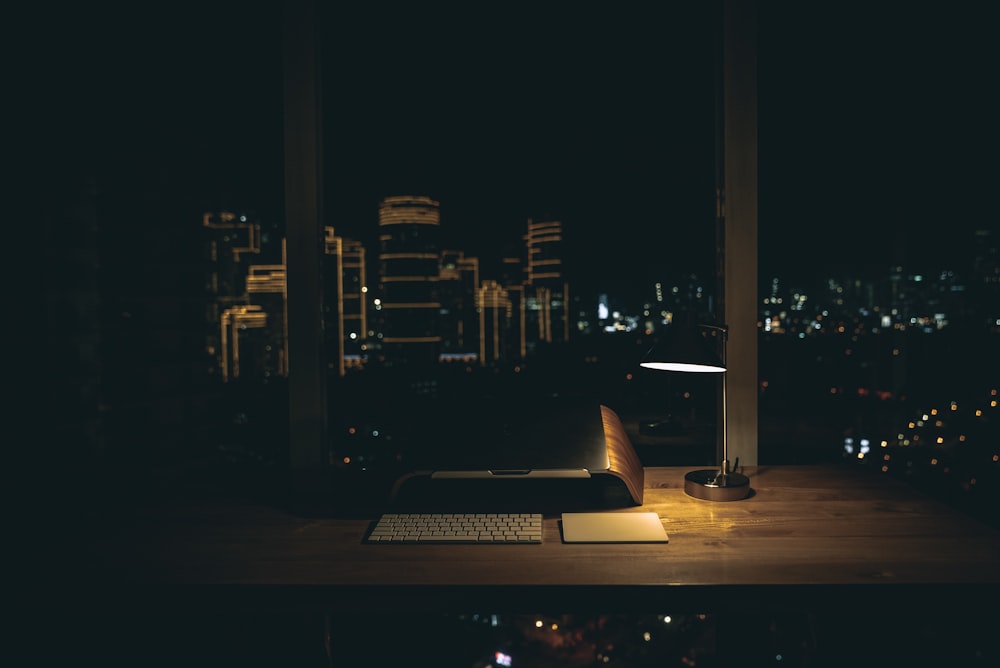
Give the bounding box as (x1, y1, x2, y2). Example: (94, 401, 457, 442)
(388, 399, 644, 514)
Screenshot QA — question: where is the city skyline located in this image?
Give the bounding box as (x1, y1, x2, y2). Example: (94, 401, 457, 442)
(209, 190, 995, 302)
(204, 194, 996, 387)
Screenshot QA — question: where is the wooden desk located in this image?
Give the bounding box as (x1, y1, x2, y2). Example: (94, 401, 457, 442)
(75, 464, 1000, 615)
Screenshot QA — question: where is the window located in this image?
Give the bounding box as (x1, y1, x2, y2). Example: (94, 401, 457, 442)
(756, 2, 999, 520)
(313, 3, 724, 497)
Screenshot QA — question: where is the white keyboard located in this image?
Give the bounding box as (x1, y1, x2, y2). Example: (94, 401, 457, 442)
(366, 512, 543, 543)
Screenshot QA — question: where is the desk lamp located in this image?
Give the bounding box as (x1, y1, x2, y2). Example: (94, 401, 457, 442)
(640, 322, 750, 501)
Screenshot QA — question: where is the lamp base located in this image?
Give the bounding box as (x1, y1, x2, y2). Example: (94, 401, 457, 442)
(684, 468, 751, 501)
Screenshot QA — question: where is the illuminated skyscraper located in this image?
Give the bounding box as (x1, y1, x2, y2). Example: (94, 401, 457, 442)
(213, 250, 287, 383)
(478, 280, 512, 364)
(203, 211, 288, 382)
(499, 255, 528, 361)
(323, 228, 345, 376)
(524, 218, 570, 350)
(376, 196, 442, 367)
(439, 249, 480, 363)
(247, 255, 287, 359)
(324, 227, 368, 374)
(342, 236, 369, 368)
(219, 305, 268, 381)
(204, 211, 261, 298)
(204, 210, 261, 378)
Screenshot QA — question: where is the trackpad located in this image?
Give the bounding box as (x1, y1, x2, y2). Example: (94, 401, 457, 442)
(561, 512, 669, 543)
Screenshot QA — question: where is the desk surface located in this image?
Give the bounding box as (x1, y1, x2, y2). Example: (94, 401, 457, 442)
(75, 465, 1000, 613)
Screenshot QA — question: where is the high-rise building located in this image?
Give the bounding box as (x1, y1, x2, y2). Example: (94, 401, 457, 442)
(323, 228, 345, 376)
(438, 249, 480, 363)
(231, 248, 287, 382)
(499, 255, 528, 361)
(524, 218, 570, 350)
(478, 280, 512, 365)
(204, 211, 261, 304)
(324, 227, 368, 374)
(219, 305, 269, 381)
(376, 196, 442, 367)
(342, 236, 369, 369)
(204, 211, 260, 379)
(204, 211, 287, 383)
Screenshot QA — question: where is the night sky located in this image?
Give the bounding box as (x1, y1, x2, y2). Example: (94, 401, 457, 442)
(39, 1, 996, 296)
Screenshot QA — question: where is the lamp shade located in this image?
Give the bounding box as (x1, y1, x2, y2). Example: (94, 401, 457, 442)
(639, 322, 726, 373)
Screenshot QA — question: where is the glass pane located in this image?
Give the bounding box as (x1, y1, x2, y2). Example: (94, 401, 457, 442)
(45, 5, 288, 481)
(320, 5, 721, 499)
(758, 4, 998, 524)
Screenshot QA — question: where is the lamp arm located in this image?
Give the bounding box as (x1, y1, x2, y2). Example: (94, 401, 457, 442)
(697, 323, 729, 365)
